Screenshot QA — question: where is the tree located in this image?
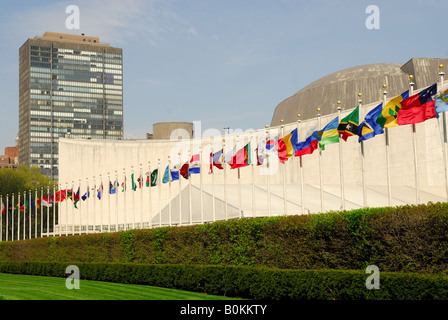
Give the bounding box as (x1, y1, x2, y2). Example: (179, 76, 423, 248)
(0, 165, 55, 196)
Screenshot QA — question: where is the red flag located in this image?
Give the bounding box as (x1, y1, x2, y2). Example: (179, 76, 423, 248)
(397, 83, 437, 125)
(180, 162, 189, 179)
(229, 143, 251, 169)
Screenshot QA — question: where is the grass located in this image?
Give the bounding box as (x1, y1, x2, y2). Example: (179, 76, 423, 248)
(0, 273, 238, 300)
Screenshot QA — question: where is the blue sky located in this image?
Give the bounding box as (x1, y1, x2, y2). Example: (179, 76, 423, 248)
(0, 0, 447, 152)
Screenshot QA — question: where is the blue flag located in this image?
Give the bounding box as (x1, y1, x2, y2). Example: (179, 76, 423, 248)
(170, 164, 180, 181)
(435, 88, 448, 115)
(162, 165, 170, 183)
(358, 102, 384, 142)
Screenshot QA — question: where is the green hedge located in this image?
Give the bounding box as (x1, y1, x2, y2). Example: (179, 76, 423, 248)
(1, 202, 448, 273)
(0, 261, 447, 300)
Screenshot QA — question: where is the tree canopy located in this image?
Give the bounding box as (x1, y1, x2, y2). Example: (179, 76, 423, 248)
(0, 166, 55, 196)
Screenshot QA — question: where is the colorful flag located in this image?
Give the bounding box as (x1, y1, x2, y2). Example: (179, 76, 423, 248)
(435, 87, 448, 115)
(376, 90, 409, 128)
(19, 199, 28, 211)
(1, 200, 4, 214)
(131, 173, 137, 191)
(255, 146, 265, 166)
(170, 165, 180, 181)
(97, 183, 103, 200)
(162, 165, 170, 183)
(54, 190, 67, 203)
(317, 116, 339, 150)
(229, 142, 251, 169)
(151, 169, 158, 186)
(180, 162, 190, 179)
(337, 105, 360, 141)
(209, 150, 224, 173)
(358, 102, 384, 142)
(110, 179, 118, 195)
(294, 134, 318, 156)
(397, 83, 437, 125)
(189, 154, 201, 174)
(41, 196, 53, 207)
(137, 174, 143, 188)
(266, 139, 276, 151)
(277, 130, 295, 163)
(73, 187, 80, 209)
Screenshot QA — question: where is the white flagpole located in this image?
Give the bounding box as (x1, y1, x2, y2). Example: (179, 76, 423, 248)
(409, 75, 420, 204)
(266, 125, 272, 217)
(337, 101, 345, 210)
(99, 176, 103, 232)
(107, 173, 111, 232)
(177, 154, 182, 226)
(123, 168, 127, 230)
(158, 158, 162, 227)
(383, 85, 392, 206)
(317, 108, 324, 212)
(439, 64, 448, 201)
(29, 190, 32, 239)
(47, 186, 51, 236)
(92, 177, 96, 233)
(280, 120, 287, 215)
(34, 190, 38, 239)
(211, 144, 216, 223)
(131, 167, 135, 229)
(251, 131, 255, 218)
(77, 179, 81, 235)
(0, 195, 3, 241)
(199, 146, 204, 224)
(187, 151, 192, 225)
(12, 193, 15, 240)
(147, 164, 151, 228)
(223, 135, 228, 221)
(17, 192, 20, 240)
(297, 114, 305, 215)
(139, 165, 143, 229)
(6, 194, 9, 241)
(236, 136, 242, 219)
(85, 178, 89, 234)
(168, 157, 172, 226)
(359, 93, 367, 207)
(115, 171, 119, 231)
(40, 189, 43, 238)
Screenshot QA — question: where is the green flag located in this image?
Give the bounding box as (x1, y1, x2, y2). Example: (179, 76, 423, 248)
(151, 169, 158, 187)
(337, 105, 359, 141)
(131, 173, 137, 191)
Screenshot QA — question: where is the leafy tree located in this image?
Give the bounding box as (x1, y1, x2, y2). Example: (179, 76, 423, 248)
(0, 165, 55, 196)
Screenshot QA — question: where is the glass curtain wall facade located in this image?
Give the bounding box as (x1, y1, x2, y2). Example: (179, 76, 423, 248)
(19, 32, 123, 180)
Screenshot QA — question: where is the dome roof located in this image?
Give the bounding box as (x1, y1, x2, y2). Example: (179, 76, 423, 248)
(271, 58, 448, 126)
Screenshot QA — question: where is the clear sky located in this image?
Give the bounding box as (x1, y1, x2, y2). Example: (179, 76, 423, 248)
(0, 0, 447, 152)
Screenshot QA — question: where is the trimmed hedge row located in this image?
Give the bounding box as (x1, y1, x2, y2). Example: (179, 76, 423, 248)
(1, 202, 448, 273)
(0, 261, 447, 300)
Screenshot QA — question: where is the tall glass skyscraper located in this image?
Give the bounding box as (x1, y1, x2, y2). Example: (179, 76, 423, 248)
(19, 32, 123, 180)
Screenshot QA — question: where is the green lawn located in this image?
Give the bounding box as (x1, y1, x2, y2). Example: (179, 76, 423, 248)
(0, 273, 237, 300)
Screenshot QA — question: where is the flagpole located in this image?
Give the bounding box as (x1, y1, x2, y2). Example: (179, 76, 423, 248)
(359, 93, 367, 207)
(337, 101, 345, 210)
(29, 190, 32, 239)
(34, 190, 37, 239)
(409, 75, 420, 204)
(17, 192, 21, 240)
(6, 194, 9, 241)
(235, 135, 242, 219)
(12, 193, 14, 240)
(168, 157, 172, 226)
(297, 114, 305, 215)
(107, 173, 111, 232)
(158, 158, 162, 227)
(211, 143, 216, 223)
(85, 178, 89, 234)
(382, 85, 392, 206)
(139, 164, 143, 229)
(148, 161, 152, 228)
(115, 171, 119, 231)
(266, 125, 272, 217)
(199, 146, 204, 224)
(40, 189, 43, 238)
(47, 186, 50, 237)
(439, 64, 448, 201)
(317, 108, 324, 212)
(177, 154, 182, 226)
(223, 135, 228, 221)
(99, 176, 103, 233)
(280, 120, 287, 215)
(251, 131, 255, 218)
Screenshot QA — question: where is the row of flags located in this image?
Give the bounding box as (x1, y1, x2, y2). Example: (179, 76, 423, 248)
(265, 82, 448, 164)
(1, 82, 447, 213)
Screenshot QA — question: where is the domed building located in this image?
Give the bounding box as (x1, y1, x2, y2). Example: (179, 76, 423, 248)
(271, 58, 448, 126)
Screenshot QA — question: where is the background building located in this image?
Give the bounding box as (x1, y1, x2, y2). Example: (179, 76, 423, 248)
(18, 31, 123, 180)
(0, 146, 19, 170)
(271, 58, 448, 126)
